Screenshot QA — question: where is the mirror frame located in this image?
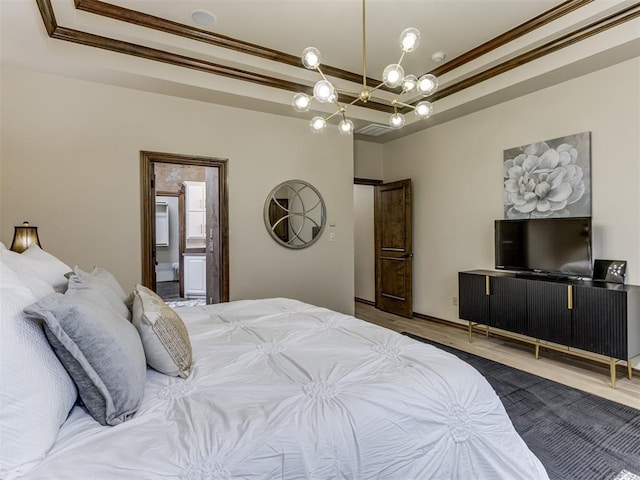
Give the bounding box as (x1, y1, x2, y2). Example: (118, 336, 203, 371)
(263, 179, 326, 249)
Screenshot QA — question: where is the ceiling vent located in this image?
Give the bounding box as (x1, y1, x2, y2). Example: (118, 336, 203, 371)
(355, 123, 394, 137)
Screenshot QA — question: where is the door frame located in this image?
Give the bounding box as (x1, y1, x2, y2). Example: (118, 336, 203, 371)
(140, 151, 229, 303)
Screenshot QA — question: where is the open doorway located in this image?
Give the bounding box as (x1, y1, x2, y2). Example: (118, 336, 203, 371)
(354, 178, 382, 306)
(354, 177, 414, 318)
(140, 151, 229, 305)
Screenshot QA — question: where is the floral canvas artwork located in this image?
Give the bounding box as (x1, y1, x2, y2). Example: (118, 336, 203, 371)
(503, 131, 591, 219)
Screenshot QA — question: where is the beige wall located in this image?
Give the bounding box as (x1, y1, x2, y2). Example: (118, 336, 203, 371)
(382, 57, 640, 323)
(354, 140, 383, 180)
(0, 67, 355, 314)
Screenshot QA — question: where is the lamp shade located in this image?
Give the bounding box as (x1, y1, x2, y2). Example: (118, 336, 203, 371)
(10, 221, 41, 253)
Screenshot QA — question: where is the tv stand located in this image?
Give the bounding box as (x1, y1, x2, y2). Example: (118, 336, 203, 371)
(458, 270, 640, 388)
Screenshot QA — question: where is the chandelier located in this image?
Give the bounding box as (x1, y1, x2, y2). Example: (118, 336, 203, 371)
(291, 0, 439, 135)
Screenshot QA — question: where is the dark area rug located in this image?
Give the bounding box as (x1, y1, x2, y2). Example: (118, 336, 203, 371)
(403, 332, 640, 480)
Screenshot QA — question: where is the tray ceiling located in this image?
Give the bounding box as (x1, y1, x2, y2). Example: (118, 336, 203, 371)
(2, 0, 639, 141)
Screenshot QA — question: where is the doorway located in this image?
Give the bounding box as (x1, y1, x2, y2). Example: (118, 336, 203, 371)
(354, 178, 413, 318)
(354, 179, 380, 305)
(140, 151, 229, 304)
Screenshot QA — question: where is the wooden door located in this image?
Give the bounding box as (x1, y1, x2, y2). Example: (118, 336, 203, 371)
(205, 166, 221, 304)
(374, 179, 413, 317)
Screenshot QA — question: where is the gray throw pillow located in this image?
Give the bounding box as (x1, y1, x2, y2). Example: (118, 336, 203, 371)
(73, 266, 133, 316)
(24, 292, 146, 426)
(66, 274, 130, 320)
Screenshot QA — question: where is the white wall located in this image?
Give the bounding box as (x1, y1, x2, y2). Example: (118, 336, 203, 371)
(383, 57, 640, 323)
(0, 67, 355, 314)
(353, 184, 375, 302)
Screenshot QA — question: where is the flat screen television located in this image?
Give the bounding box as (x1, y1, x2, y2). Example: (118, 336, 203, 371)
(495, 217, 592, 277)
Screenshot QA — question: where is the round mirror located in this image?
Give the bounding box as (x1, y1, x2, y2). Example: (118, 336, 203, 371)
(264, 180, 326, 249)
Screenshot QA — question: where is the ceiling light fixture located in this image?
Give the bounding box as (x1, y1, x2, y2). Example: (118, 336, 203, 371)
(292, 0, 438, 134)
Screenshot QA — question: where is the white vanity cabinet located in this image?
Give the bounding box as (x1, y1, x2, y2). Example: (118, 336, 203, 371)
(183, 254, 206, 298)
(183, 181, 207, 297)
(184, 181, 206, 244)
(187, 211, 205, 239)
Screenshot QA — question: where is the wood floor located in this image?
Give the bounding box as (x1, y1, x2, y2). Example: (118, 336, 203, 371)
(355, 301, 640, 410)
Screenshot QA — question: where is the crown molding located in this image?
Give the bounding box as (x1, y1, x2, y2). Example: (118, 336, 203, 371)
(35, 0, 639, 115)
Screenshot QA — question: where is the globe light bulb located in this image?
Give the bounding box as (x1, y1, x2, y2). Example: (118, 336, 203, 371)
(382, 64, 405, 88)
(310, 116, 326, 133)
(389, 113, 406, 129)
(417, 74, 438, 96)
(313, 80, 335, 103)
(402, 74, 417, 93)
(292, 93, 311, 112)
(399, 28, 421, 53)
(338, 119, 354, 135)
(301, 47, 321, 69)
(414, 101, 433, 119)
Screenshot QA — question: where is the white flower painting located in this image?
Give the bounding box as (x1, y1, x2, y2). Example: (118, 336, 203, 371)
(503, 132, 591, 219)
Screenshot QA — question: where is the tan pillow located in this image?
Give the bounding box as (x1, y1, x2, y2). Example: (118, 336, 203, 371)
(132, 285, 192, 378)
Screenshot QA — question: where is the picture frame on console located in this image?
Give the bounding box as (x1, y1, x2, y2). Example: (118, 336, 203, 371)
(593, 259, 627, 285)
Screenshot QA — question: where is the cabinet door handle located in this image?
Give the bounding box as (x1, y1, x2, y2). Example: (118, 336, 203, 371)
(485, 276, 490, 296)
(567, 285, 573, 310)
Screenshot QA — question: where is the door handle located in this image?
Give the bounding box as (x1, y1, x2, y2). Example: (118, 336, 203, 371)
(402, 253, 413, 258)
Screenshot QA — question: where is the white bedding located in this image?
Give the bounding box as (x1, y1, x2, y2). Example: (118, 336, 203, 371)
(20, 298, 548, 479)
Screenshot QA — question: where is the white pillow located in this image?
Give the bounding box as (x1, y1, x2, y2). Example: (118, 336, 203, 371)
(21, 245, 71, 292)
(0, 251, 56, 299)
(0, 258, 27, 288)
(0, 284, 77, 478)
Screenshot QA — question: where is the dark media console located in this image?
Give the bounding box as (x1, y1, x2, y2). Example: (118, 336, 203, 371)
(458, 270, 640, 388)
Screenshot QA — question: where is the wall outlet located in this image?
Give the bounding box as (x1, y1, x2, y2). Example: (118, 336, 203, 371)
(329, 232, 336, 242)
(452, 296, 458, 306)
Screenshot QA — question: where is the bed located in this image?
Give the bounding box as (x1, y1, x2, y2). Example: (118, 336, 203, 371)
(0, 245, 549, 480)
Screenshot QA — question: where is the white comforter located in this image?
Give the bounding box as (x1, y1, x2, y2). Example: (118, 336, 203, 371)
(22, 298, 548, 479)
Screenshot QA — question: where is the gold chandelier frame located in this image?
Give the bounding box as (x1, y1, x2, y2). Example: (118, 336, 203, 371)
(292, 0, 439, 134)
